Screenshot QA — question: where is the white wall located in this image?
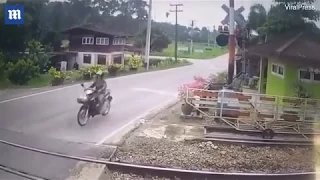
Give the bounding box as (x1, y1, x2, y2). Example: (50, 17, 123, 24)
(77, 52, 113, 67)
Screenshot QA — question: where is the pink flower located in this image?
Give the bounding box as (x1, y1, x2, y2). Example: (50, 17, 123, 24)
(178, 78, 206, 98)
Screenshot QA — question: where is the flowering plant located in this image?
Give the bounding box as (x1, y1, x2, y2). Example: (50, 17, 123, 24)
(178, 76, 207, 99)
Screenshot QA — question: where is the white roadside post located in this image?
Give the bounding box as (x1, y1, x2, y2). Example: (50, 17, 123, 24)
(145, 0, 152, 71)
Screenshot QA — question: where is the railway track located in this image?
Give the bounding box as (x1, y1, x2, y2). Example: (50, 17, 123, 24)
(204, 126, 314, 146)
(201, 135, 314, 146)
(0, 138, 316, 180)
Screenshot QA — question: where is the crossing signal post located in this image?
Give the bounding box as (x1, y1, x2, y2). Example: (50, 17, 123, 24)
(217, 0, 246, 85)
(215, 25, 229, 47)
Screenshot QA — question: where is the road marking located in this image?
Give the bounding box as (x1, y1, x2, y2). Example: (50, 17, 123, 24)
(132, 87, 177, 97)
(0, 85, 77, 104)
(95, 97, 178, 145)
(0, 64, 190, 104)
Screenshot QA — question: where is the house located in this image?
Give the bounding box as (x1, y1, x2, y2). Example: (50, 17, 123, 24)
(247, 31, 320, 98)
(54, 24, 133, 69)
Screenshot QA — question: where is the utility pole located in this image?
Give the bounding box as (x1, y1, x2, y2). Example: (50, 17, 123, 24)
(227, 0, 235, 85)
(207, 26, 210, 46)
(170, 3, 183, 62)
(242, 29, 246, 73)
(213, 25, 216, 47)
(190, 20, 195, 54)
(145, 0, 152, 71)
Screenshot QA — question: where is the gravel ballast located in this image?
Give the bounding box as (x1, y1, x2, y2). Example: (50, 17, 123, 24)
(111, 171, 172, 180)
(114, 136, 315, 174)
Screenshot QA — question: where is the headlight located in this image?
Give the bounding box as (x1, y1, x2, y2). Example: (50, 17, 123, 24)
(85, 89, 94, 95)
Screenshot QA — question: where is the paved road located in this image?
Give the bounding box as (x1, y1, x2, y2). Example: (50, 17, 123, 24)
(0, 54, 228, 179)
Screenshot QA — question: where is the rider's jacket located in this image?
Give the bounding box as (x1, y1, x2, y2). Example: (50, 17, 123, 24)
(90, 79, 107, 94)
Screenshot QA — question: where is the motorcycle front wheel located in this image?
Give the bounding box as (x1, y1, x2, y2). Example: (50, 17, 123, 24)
(77, 105, 89, 126)
(102, 100, 111, 116)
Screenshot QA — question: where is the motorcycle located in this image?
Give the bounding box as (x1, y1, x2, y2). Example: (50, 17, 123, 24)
(76, 83, 113, 126)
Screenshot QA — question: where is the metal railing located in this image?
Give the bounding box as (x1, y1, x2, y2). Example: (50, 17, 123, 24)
(184, 87, 320, 138)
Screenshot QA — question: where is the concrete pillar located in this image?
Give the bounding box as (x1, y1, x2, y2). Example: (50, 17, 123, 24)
(121, 53, 125, 66)
(108, 54, 113, 65)
(258, 57, 267, 93)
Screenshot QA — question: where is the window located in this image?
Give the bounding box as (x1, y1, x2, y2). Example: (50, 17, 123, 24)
(272, 64, 277, 73)
(113, 38, 126, 45)
(113, 56, 122, 64)
(314, 72, 320, 81)
(299, 69, 311, 80)
(278, 66, 284, 75)
(298, 69, 320, 82)
(83, 54, 91, 64)
(96, 37, 109, 45)
(271, 63, 284, 77)
(82, 37, 94, 45)
(97, 54, 107, 65)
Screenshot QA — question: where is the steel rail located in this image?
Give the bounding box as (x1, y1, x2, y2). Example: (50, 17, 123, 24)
(0, 139, 316, 180)
(0, 164, 47, 180)
(200, 136, 313, 146)
(107, 162, 315, 180)
(205, 125, 315, 137)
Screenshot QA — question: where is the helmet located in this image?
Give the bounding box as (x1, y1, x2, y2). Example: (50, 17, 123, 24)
(95, 70, 104, 79)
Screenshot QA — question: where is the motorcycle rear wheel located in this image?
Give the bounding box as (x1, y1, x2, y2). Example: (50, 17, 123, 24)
(102, 100, 111, 116)
(77, 106, 89, 126)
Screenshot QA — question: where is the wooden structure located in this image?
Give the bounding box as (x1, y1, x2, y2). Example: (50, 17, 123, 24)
(56, 24, 133, 69)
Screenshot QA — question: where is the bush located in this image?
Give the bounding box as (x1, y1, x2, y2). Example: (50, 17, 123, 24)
(48, 67, 67, 86)
(149, 58, 162, 66)
(79, 65, 106, 80)
(127, 55, 143, 70)
(108, 63, 122, 76)
(209, 71, 227, 84)
(0, 53, 5, 80)
(6, 59, 40, 85)
(25, 40, 51, 73)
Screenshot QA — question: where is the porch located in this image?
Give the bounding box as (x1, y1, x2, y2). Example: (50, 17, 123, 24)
(50, 51, 126, 70)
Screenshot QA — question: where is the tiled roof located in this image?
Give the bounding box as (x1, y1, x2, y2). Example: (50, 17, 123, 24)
(61, 24, 133, 37)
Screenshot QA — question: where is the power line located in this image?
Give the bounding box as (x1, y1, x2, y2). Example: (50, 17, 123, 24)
(169, 3, 183, 62)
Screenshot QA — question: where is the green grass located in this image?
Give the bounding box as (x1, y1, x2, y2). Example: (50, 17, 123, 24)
(0, 74, 52, 89)
(151, 42, 228, 59)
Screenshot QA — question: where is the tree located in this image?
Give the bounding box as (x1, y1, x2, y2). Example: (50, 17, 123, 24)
(247, 4, 267, 31)
(258, 0, 320, 36)
(134, 27, 171, 52)
(0, 0, 214, 57)
(25, 40, 52, 73)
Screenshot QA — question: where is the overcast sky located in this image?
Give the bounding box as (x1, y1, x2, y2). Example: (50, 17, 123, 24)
(151, 0, 320, 29)
(1, 0, 319, 28)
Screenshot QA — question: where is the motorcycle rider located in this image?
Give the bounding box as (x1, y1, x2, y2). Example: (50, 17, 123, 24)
(89, 70, 107, 113)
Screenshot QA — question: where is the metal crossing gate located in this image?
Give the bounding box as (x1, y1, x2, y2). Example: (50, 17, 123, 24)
(184, 87, 320, 138)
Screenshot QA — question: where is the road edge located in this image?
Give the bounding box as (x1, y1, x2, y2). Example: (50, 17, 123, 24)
(65, 98, 180, 180)
(104, 98, 180, 146)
